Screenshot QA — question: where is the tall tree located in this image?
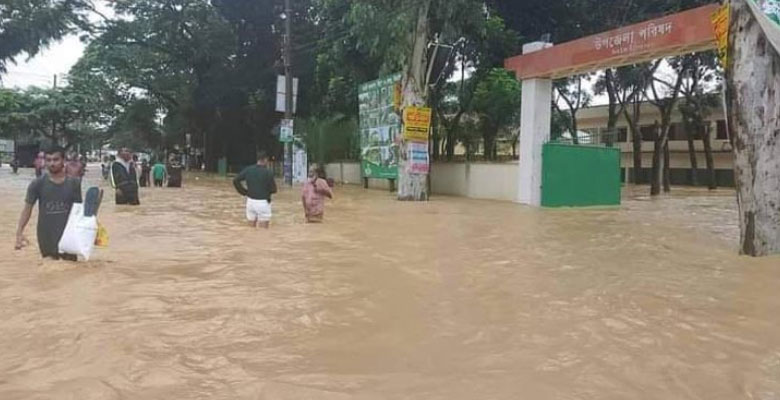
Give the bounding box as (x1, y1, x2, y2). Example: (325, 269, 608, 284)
(606, 62, 660, 185)
(472, 68, 521, 160)
(553, 75, 592, 145)
(647, 60, 686, 195)
(332, 0, 496, 200)
(673, 51, 720, 189)
(726, 0, 780, 256)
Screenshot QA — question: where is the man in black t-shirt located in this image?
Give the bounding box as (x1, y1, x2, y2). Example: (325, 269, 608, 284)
(15, 146, 82, 261)
(111, 147, 140, 205)
(233, 151, 277, 229)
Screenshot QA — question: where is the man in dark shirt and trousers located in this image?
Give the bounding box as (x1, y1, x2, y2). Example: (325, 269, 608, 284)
(15, 146, 82, 261)
(234, 151, 277, 229)
(111, 147, 140, 205)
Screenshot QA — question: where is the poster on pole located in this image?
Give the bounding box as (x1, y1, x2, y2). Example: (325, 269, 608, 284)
(280, 119, 294, 143)
(292, 140, 307, 184)
(402, 106, 432, 142)
(275, 76, 299, 114)
(711, 3, 730, 67)
(748, 0, 780, 54)
(358, 73, 402, 180)
(407, 142, 430, 174)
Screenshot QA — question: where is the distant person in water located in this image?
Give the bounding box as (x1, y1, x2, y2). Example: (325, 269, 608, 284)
(234, 151, 277, 229)
(111, 147, 140, 205)
(15, 146, 82, 261)
(34, 151, 45, 178)
(101, 157, 111, 181)
(139, 159, 151, 187)
(301, 165, 333, 223)
(65, 152, 84, 179)
(10, 156, 19, 174)
(152, 159, 167, 187)
(167, 155, 183, 188)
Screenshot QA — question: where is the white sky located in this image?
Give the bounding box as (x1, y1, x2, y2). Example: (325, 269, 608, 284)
(2, 35, 86, 89)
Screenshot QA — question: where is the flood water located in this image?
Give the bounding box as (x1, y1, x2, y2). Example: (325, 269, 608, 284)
(1, 166, 779, 399)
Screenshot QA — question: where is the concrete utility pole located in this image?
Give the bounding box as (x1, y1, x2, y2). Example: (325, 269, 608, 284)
(52, 74, 58, 145)
(283, 0, 294, 186)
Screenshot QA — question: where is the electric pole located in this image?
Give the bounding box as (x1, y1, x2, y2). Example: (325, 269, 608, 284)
(52, 74, 57, 145)
(283, 0, 294, 186)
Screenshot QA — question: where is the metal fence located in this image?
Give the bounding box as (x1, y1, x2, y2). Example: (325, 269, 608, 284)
(552, 128, 619, 147)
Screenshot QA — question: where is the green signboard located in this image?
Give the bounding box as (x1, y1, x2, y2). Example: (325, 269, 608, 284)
(358, 73, 402, 180)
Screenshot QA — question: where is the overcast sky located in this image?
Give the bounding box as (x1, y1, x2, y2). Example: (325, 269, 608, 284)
(2, 35, 86, 89)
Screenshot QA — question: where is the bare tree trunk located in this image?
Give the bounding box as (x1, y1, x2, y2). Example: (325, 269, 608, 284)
(605, 70, 620, 131)
(727, 0, 780, 256)
(632, 134, 643, 184)
(626, 102, 643, 184)
(398, 0, 431, 201)
(685, 121, 699, 186)
(431, 112, 440, 161)
(651, 137, 662, 195)
(446, 130, 456, 161)
(702, 124, 717, 190)
(663, 139, 671, 193)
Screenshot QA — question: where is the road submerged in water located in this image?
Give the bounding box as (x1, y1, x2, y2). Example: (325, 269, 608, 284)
(0, 166, 779, 399)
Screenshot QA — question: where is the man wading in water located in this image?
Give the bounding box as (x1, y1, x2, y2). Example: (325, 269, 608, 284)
(233, 151, 277, 229)
(15, 146, 82, 261)
(111, 147, 140, 206)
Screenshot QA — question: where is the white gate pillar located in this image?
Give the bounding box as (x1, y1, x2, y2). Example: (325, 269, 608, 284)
(517, 42, 553, 206)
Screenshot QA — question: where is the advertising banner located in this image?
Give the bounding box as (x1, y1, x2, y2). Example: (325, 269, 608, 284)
(280, 119, 294, 143)
(358, 73, 402, 180)
(407, 142, 430, 175)
(293, 141, 307, 184)
(403, 106, 432, 142)
(712, 3, 730, 66)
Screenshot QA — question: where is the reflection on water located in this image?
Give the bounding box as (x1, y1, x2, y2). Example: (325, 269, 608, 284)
(1, 166, 779, 399)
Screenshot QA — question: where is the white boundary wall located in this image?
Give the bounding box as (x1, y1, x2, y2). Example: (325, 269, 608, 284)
(325, 161, 519, 201)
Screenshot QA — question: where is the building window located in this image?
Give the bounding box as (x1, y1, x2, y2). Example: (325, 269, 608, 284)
(641, 125, 657, 142)
(716, 120, 728, 140)
(618, 128, 628, 142)
(670, 123, 689, 141)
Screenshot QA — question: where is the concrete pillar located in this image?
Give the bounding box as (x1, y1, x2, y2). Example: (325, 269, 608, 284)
(517, 42, 553, 206)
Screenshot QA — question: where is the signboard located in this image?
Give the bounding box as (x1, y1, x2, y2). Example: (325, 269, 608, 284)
(407, 142, 429, 174)
(712, 3, 730, 67)
(358, 73, 402, 180)
(403, 106, 432, 142)
(293, 141, 307, 184)
(505, 5, 719, 79)
(275, 76, 299, 114)
(0, 139, 14, 153)
(280, 119, 294, 143)
(748, 0, 780, 54)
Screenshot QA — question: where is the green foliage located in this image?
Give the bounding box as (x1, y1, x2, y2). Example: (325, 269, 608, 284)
(300, 114, 359, 164)
(3, 0, 723, 166)
(108, 99, 162, 150)
(0, 86, 98, 148)
(472, 68, 521, 159)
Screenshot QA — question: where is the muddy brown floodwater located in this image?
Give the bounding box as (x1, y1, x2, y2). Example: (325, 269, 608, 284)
(1, 166, 779, 399)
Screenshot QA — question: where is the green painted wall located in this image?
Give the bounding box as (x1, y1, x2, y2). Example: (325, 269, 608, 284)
(541, 143, 621, 207)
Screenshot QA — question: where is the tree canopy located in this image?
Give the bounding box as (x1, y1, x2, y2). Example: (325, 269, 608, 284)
(0, 0, 722, 171)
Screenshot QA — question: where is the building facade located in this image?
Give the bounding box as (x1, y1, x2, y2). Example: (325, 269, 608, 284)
(577, 100, 734, 187)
